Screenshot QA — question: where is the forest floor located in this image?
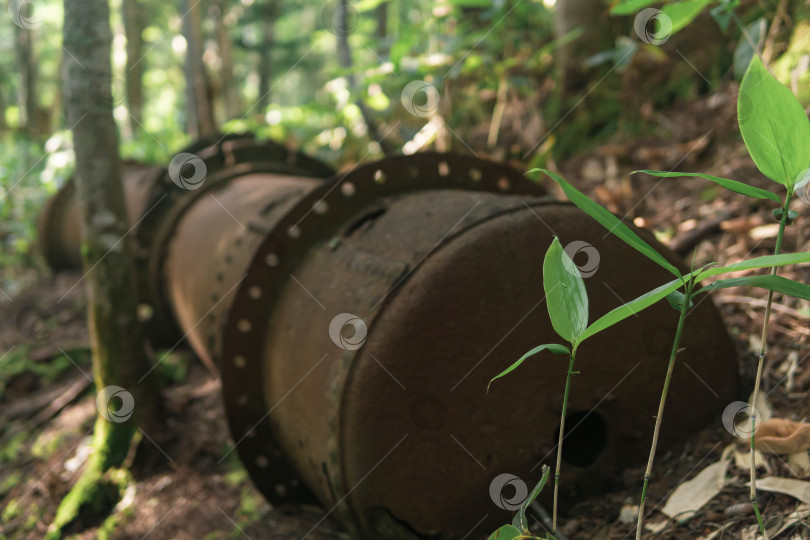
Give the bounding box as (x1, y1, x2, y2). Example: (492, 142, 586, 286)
(1, 81, 810, 539)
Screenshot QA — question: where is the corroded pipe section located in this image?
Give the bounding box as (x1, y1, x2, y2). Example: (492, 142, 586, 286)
(39, 138, 739, 539)
(37, 161, 155, 270)
(221, 156, 739, 538)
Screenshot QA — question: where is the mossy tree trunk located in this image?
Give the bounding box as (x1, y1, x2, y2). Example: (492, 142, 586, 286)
(51, 0, 159, 535)
(122, 0, 145, 134)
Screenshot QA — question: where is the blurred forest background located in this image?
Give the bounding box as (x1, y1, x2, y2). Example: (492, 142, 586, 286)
(2, 0, 808, 288)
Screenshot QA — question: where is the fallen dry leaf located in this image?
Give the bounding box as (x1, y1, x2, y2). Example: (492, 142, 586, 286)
(733, 445, 771, 474)
(788, 451, 810, 478)
(661, 452, 730, 522)
(755, 418, 810, 455)
(750, 477, 810, 503)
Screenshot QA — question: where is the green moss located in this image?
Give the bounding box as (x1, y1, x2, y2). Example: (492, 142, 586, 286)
(0, 470, 21, 495)
(223, 464, 248, 487)
(24, 511, 40, 532)
(47, 419, 134, 540)
(235, 488, 264, 520)
(31, 430, 73, 459)
(96, 509, 119, 540)
(2, 498, 21, 521)
(154, 349, 189, 383)
(47, 465, 125, 539)
(0, 431, 28, 464)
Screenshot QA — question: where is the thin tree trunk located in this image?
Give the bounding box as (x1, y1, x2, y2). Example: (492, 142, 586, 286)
(13, 10, 39, 137)
(122, 0, 145, 132)
(336, 0, 394, 154)
(376, 2, 387, 42)
(52, 0, 159, 531)
(181, 0, 216, 138)
(257, 0, 278, 111)
(213, 0, 240, 119)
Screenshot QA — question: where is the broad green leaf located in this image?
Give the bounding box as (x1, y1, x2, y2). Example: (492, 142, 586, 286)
(661, 0, 713, 34)
(633, 170, 781, 203)
(488, 343, 570, 390)
(610, 0, 659, 15)
(580, 276, 687, 341)
(515, 466, 551, 533)
(487, 525, 522, 540)
(738, 56, 810, 187)
(696, 275, 810, 300)
(544, 237, 589, 346)
(696, 252, 810, 281)
(533, 169, 681, 277)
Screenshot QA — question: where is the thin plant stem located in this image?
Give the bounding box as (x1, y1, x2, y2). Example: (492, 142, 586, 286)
(748, 191, 791, 539)
(635, 281, 694, 540)
(552, 351, 577, 535)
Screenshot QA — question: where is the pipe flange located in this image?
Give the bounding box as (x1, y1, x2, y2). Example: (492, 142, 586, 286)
(38, 178, 79, 270)
(220, 153, 547, 506)
(133, 134, 335, 345)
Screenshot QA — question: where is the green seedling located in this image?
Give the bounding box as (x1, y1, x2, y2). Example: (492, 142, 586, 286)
(633, 55, 810, 538)
(527, 169, 810, 539)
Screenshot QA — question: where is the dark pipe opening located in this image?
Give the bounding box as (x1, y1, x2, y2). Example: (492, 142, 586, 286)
(553, 410, 608, 467)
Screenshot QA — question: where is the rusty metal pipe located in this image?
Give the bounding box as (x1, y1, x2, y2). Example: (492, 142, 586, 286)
(39, 136, 739, 539)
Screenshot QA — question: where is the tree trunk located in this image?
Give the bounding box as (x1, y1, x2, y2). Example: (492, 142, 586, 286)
(336, 0, 394, 154)
(51, 0, 159, 532)
(213, 0, 240, 119)
(257, 0, 278, 111)
(122, 0, 145, 132)
(554, 0, 623, 94)
(377, 2, 388, 57)
(13, 9, 40, 137)
(181, 0, 216, 138)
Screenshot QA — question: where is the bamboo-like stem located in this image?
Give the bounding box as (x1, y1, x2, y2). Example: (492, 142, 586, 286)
(635, 282, 694, 540)
(552, 351, 577, 535)
(748, 192, 791, 539)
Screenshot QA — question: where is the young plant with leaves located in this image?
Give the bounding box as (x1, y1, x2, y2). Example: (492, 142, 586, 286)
(634, 55, 810, 537)
(487, 466, 551, 540)
(526, 169, 810, 539)
(489, 235, 692, 536)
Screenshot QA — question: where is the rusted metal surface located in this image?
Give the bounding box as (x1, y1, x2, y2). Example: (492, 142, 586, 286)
(37, 161, 155, 270)
(39, 140, 739, 539)
(220, 155, 738, 538)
